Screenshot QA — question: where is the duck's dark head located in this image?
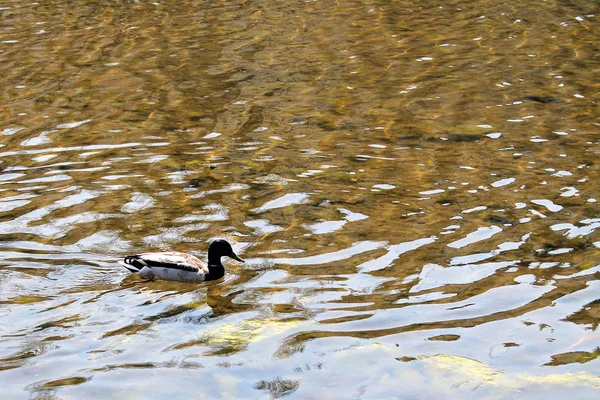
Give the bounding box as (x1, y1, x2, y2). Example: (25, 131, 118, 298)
(208, 239, 244, 265)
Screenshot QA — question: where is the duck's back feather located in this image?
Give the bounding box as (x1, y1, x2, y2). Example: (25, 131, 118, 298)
(121, 252, 209, 274)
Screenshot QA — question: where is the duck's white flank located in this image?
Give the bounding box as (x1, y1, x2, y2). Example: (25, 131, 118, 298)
(124, 264, 208, 282)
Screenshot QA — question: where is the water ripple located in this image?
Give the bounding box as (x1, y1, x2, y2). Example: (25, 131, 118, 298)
(1, 0, 599, 398)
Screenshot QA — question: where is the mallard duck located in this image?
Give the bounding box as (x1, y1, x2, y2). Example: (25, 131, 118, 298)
(119, 239, 244, 282)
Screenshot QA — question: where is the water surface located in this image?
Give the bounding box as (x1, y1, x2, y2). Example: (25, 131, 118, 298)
(1, 0, 599, 398)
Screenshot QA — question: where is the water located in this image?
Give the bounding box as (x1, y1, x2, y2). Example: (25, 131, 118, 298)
(1, 0, 599, 398)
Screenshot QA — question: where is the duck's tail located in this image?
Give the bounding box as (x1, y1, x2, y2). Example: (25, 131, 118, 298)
(119, 256, 144, 273)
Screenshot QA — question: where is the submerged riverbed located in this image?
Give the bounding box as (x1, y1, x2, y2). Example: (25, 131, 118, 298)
(1, 0, 599, 398)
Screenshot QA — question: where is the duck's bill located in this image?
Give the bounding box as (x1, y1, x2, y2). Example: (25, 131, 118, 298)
(230, 252, 244, 262)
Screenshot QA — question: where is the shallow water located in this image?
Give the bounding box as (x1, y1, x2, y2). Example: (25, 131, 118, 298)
(1, 0, 599, 398)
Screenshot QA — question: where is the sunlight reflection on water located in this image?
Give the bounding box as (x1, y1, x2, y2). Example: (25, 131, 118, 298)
(1, 0, 599, 398)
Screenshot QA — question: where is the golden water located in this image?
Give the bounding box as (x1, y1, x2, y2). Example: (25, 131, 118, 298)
(1, 0, 599, 398)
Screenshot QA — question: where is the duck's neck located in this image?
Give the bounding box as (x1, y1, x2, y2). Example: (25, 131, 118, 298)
(205, 262, 225, 281)
(208, 252, 222, 266)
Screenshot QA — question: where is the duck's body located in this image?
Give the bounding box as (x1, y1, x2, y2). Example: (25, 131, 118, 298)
(119, 239, 243, 282)
(120, 251, 217, 283)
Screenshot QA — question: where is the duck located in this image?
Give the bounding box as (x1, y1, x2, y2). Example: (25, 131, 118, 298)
(119, 239, 244, 282)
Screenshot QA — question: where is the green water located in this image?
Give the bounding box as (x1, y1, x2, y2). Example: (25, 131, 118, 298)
(1, 0, 599, 398)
